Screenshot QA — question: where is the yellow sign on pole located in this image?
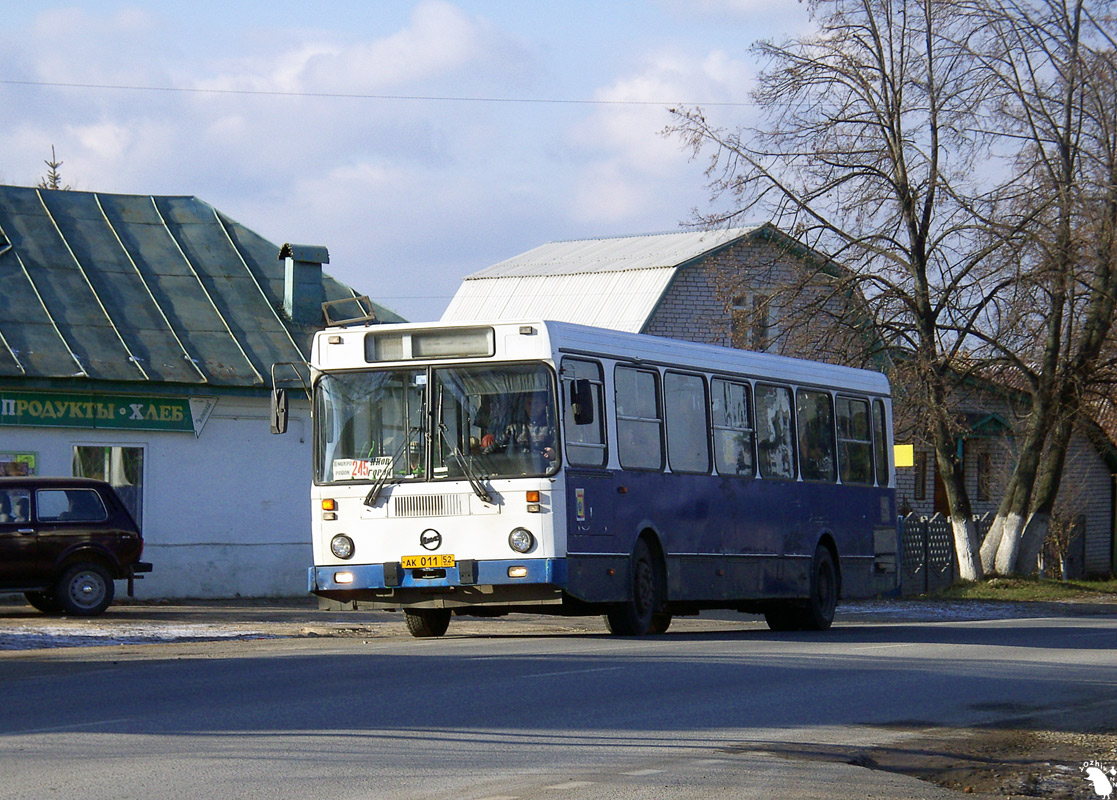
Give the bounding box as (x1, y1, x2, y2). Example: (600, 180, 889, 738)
(894, 444, 915, 468)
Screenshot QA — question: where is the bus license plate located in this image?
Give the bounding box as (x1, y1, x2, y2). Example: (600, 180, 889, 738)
(401, 554, 456, 569)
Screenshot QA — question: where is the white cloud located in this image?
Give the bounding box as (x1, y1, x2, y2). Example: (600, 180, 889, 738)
(566, 49, 753, 224)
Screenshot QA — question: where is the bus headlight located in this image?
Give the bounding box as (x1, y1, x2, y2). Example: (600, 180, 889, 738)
(330, 534, 355, 560)
(508, 528, 535, 554)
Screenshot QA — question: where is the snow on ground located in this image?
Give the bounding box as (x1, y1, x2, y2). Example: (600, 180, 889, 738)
(0, 623, 277, 651)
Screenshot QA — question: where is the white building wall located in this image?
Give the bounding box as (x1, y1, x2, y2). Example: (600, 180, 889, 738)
(0, 395, 313, 598)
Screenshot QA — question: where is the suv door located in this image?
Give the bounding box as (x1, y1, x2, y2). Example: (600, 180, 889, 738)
(0, 487, 40, 589)
(33, 487, 113, 569)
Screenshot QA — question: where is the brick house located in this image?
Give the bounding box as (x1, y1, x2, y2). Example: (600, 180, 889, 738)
(444, 225, 1116, 578)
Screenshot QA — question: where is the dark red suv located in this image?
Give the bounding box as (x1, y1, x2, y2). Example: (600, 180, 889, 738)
(0, 477, 153, 615)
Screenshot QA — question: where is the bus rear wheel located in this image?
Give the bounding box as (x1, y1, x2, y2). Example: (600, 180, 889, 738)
(404, 608, 451, 638)
(802, 545, 838, 631)
(605, 539, 665, 636)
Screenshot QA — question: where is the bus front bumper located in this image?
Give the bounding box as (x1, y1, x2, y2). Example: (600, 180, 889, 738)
(310, 558, 566, 593)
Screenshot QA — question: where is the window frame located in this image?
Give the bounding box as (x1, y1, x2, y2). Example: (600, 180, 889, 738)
(561, 357, 608, 468)
(835, 395, 874, 485)
(614, 364, 665, 472)
(754, 382, 797, 480)
(710, 377, 756, 478)
(663, 370, 711, 475)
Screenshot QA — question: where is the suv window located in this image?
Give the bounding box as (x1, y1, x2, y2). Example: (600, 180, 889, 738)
(36, 488, 108, 522)
(0, 488, 30, 523)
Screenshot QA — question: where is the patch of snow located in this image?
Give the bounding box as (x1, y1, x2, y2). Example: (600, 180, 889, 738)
(0, 623, 275, 651)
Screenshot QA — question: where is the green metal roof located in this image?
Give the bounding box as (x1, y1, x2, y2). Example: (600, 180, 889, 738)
(0, 185, 402, 388)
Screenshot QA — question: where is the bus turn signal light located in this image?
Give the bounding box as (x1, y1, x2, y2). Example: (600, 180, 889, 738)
(321, 499, 337, 511)
(526, 491, 540, 502)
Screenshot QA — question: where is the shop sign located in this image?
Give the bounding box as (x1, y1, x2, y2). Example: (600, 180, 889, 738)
(0, 391, 208, 434)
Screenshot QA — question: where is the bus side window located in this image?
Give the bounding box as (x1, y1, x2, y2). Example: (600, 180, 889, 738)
(836, 396, 873, 484)
(711, 379, 755, 477)
(872, 399, 890, 486)
(797, 389, 836, 482)
(615, 366, 663, 471)
(755, 384, 795, 479)
(562, 359, 607, 467)
(665, 372, 710, 474)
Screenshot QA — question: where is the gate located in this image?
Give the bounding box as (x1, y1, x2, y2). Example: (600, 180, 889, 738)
(900, 513, 956, 596)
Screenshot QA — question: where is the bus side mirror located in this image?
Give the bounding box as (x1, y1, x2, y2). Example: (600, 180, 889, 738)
(271, 388, 289, 434)
(571, 379, 594, 426)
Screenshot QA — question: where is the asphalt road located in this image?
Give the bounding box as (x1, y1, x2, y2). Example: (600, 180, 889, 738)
(2, 604, 1116, 799)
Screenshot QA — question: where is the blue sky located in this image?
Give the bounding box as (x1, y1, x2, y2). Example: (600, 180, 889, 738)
(1, 1, 813, 321)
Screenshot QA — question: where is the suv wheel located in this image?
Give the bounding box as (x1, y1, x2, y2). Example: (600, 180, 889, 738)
(56, 562, 115, 616)
(25, 591, 63, 615)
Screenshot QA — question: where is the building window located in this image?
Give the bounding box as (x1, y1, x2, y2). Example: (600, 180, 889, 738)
(977, 451, 992, 502)
(731, 293, 778, 352)
(914, 451, 928, 502)
(73, 445, 144, 528)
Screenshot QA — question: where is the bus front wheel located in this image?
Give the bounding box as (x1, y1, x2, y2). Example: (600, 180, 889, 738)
(605, 539, 667, 636)
(404, 608, 451, 638)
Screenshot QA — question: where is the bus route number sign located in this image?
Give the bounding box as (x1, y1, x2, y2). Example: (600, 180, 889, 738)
(401, 554, 456, 569)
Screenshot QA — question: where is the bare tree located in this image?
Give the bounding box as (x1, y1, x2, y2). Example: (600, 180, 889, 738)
(972, 0, 1117, 575)
(667, 0, 1024, 580)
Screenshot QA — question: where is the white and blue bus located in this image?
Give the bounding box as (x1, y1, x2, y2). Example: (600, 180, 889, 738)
(274, 319, 899, 637)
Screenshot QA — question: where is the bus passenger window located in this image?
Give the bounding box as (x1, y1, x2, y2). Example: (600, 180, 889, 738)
(711, 379, 754, 477)
(872, 399, 890, 486)
(755, 384, 795, 479)
(562, 359, 607, 467)
(797, 390, 836, 482)
(836, 396, 873, 484)
(665, 372, 710, 474)
(615, 366, 663, 470)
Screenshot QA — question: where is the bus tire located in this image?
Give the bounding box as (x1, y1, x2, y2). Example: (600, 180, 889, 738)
(404, 608, 451, 638)
(764, 605, 801, 631)
(649, 612, 672, 634)
(604, 539, 662, 636)
(802, 545, 837, 631)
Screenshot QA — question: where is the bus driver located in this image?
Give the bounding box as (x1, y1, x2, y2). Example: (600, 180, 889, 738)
(480, 392, 555, 462)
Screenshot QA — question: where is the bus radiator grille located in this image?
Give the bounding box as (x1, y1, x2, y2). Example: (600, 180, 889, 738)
(392, 494, 467, 518)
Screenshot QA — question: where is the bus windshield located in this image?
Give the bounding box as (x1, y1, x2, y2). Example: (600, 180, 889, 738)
(315, 363, 557, 484)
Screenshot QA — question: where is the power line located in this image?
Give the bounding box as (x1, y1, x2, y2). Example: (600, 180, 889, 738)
(0, 78, 750, 107)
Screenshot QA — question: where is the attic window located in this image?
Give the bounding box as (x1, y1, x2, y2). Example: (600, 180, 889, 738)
(731, 293, 778, 352)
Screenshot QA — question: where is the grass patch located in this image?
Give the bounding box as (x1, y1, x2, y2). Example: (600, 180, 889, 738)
(936, 577, 1117, 602)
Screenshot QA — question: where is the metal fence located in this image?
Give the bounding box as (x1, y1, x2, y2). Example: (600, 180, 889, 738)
(899, 513, 969, 596)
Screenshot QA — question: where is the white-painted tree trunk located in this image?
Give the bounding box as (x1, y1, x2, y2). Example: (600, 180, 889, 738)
(952, 515, 983, 581)
(994, 512, 1028, 575)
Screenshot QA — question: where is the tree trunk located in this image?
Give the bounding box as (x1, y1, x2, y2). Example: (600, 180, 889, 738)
(933, 438, 983, 580)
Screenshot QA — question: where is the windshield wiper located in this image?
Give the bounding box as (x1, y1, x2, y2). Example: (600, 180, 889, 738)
(364, 426, 419, 507)
(438, 422, 493, 504)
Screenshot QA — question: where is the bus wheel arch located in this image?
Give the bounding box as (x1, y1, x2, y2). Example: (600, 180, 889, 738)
(605, 531, 669, 636)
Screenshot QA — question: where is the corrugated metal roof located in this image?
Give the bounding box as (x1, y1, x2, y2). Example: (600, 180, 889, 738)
(443, 227, 762, 331)
(0, 185, 403, 388)
(467, 227, 761, 278)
